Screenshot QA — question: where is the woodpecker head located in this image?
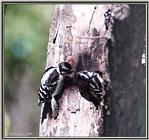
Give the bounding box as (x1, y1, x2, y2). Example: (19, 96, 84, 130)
(58, 62, 73, 75)
(107, 9, 111, 12)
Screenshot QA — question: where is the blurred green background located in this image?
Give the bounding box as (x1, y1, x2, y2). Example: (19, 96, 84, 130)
(4, 4, 54, 137)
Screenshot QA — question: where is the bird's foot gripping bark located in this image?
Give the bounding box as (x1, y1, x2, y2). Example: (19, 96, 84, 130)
(51, 97, 59, 119)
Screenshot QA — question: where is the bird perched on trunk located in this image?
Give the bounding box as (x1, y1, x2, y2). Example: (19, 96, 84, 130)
(38, 62, 73, 124)
(104, 9, 112, 31)
(77, 70, 109, 109)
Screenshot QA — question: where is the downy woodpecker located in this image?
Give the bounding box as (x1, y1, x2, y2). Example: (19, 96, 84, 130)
(77, 70, 108, 108)
(104, 9, 112, 30)
(38, 62, 73, 124)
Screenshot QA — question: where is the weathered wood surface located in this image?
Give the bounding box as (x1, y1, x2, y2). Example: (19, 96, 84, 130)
(39, 5, 112, 137)
(39, 4, 146, 137)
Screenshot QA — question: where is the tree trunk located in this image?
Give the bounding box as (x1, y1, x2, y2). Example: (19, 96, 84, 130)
(104, 4, 146, 137)
(39, 4, 112, 137)
(39, 4, 146, 137)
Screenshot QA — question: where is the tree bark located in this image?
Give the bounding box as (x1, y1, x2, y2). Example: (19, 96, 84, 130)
(104, 4, 146, 137)
(39, 4, 146, 137)
(39, 4, 112, 137)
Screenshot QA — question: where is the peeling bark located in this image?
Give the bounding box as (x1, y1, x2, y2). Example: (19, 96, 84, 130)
(39, 4, 112, 137)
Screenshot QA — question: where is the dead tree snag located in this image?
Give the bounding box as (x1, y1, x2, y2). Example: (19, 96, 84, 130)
(39, 4, 112, 137)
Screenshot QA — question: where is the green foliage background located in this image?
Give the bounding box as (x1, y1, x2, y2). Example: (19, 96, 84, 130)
(4, 4, 54, 137)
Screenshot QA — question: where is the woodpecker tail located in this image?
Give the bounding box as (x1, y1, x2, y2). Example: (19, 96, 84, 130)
(41, 100, 52, 124)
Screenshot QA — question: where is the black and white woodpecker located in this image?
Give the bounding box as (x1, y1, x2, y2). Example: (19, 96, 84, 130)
(104, 9, 112, 31)
(38, 62, 73, 124)
(77, 70, 109, 107)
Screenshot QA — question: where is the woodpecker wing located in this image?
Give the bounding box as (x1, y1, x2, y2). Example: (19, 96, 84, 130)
(90, 72, 103, 93)
(46, 69, 59, 94)
(77, 71, 91, 83)
(41, 100, 52, 124)
(38, 67, 59, 106)
(77, 71, 104, 95)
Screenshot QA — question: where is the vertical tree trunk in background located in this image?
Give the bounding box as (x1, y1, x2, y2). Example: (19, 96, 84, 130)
(39, 4, 112, 137)
(104, 4, 146, 137)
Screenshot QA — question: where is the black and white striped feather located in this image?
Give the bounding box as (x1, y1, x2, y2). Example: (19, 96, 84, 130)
(38, 67, 59, 106)
(77, 70, 105, 100)
(38, 67, 61, 124)
(38, 62, 73, 124)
